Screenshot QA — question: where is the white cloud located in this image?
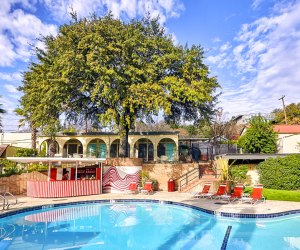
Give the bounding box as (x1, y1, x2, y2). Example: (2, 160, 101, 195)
(251, 0, 263, 10)
(220, 42, 231, 52)
(0, 72, 22, 82)
(212, 37, 221, 43)
(4, 84, 19, 93)
(42, 0, 184, 24)
(0, 2, 57, 67)
(212, 1, 300, 117)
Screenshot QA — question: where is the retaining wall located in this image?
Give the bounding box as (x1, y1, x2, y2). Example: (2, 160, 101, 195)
(0, 171, 47, 195)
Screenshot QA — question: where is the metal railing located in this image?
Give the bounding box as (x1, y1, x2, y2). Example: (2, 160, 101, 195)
(1, 192, 18, 210)
(176, 166, 202, 191)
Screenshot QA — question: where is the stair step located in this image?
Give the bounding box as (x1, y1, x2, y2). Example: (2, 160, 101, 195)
(180, 177, 219, 193)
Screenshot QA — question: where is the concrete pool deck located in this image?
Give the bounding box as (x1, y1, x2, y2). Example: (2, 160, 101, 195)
(2, 191, 299, 216)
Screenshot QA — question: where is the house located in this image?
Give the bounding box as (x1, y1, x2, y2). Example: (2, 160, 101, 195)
(274, 125, 300, 153)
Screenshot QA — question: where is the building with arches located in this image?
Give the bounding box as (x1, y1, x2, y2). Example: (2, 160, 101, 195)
(38, 131, 179, 161)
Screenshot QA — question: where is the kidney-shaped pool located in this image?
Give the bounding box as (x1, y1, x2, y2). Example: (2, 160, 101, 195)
(0, 200, 299, 250)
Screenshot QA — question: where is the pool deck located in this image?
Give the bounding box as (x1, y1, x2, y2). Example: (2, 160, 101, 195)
(2, 191, 300, 216)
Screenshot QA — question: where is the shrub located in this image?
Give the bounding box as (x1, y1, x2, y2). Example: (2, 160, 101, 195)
(257, 155, 300, 190)
(14, 148, 37, 157)
(27, 163, 48, 172)
(0, 159, 23, 177)
(229, 165, 249, 184)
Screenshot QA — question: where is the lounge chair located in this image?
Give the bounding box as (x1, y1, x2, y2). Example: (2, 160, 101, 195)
(241, 184, 265, 204)
(194, 183, 212, 198)
(209, 184, 227, 199)
(141, 181, 153, 195)
(222, 184, 244, 202)
(127, 182, 138, 194)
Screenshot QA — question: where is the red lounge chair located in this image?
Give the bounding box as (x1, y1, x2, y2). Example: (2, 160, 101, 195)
(222, 184, 244, 202)
(141, 181, 153, 195)
(209, 184, 227, 199)
(194, 183, 212, 198)
(127, 182, 138, 194)
(241, 184, 265, 204)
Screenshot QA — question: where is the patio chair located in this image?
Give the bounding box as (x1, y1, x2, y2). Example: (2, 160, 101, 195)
(141, 181, 153, 195)
(194, 183, 212, 198)
(241, 184, 265, 204)
(222, 184, 244, 202)
(209, 184, 227, 199)
(127, 182, 138, 194)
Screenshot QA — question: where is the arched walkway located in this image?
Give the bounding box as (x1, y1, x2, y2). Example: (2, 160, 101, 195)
(110, 139, 130, 158)
(134, 138, 154, 161)
(157, 138, 177, 161)
(63, 139, 83, 157)
(40, 139, 59, 156)
(87, 139, 107, 158)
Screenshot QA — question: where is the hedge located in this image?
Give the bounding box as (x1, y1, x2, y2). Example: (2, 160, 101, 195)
(257, 154, 300, 190)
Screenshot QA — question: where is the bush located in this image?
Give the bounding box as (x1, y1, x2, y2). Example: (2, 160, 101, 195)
(0, 159, 23, 177)
(27, 163, 48, 172)
(229, 165, 249, 184)
(257, 155, 300, 190)
(14, 148, 37, 157)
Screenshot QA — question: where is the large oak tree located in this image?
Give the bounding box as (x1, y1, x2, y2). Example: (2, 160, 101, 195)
(18, 14, 219, 157)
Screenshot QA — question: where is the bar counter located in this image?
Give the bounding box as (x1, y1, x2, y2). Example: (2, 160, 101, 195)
(27, 180, 101, 198)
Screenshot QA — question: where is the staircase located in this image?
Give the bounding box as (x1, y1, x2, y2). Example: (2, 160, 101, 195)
(176, 163, 218, 193)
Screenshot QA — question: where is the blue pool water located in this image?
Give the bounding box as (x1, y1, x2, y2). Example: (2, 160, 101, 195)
(0, 201, 299, 250)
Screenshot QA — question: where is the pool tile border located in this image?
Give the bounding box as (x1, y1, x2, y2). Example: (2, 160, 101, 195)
(0, 199, 299, 219)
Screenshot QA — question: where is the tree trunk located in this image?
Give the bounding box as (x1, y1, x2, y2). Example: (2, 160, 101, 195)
(48, 139, 57, 157)
(119, 125, 129, 158)
(30, 125, 37, 149)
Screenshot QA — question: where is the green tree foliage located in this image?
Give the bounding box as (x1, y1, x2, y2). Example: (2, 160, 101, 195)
(272, 102, 300, 124)
(238, 115, 277, 153)
(257, 155, 300, 190)
(18, 13, 219, 157)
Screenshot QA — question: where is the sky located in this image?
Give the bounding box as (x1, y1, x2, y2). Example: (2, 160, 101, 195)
(1, 0, 300, 131)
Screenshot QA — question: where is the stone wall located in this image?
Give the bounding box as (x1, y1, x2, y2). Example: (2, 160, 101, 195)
(0, 171, 48, 195)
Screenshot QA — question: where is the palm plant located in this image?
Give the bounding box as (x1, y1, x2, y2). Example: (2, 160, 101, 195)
(15, 107, 38, 149)
(0, 101, 6, 132)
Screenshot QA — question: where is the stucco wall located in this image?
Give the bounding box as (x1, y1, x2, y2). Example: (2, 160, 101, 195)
(0, 133, 32, 148)
(277, 134, 300, 153)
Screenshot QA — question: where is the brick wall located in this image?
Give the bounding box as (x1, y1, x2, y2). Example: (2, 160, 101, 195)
(143, 163, 211, 191)
(104, 158, 143, 166)
(0, 171, 48, 195)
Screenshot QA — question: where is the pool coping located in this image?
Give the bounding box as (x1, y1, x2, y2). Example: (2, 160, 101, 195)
(0, 199, 299, 219)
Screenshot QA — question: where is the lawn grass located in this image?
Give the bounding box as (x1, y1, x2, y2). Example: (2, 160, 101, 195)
(244, 187, 300, 202)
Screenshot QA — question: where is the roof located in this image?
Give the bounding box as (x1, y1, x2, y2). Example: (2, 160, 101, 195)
(216, 153, 300, 161)
(0, 145, 8, 157)
(7, 157, 105, 164)
(39, 131, 179, 137)
(273, 125, 300, 134)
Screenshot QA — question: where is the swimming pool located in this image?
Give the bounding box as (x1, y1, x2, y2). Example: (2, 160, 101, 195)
(0, 200, 299, 249)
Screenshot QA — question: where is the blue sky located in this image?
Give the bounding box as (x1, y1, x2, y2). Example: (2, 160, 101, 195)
(1, 0, 300, 131)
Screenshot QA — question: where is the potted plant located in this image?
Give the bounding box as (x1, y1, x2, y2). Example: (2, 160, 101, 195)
(214, 157, 235, 194)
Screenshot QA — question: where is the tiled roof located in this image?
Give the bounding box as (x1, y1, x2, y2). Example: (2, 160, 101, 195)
(0, 145, 8, 157)
(273, 125, 300, 134)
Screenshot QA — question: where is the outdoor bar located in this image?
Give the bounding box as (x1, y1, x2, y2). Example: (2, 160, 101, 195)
(7, 157, 105, 198)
